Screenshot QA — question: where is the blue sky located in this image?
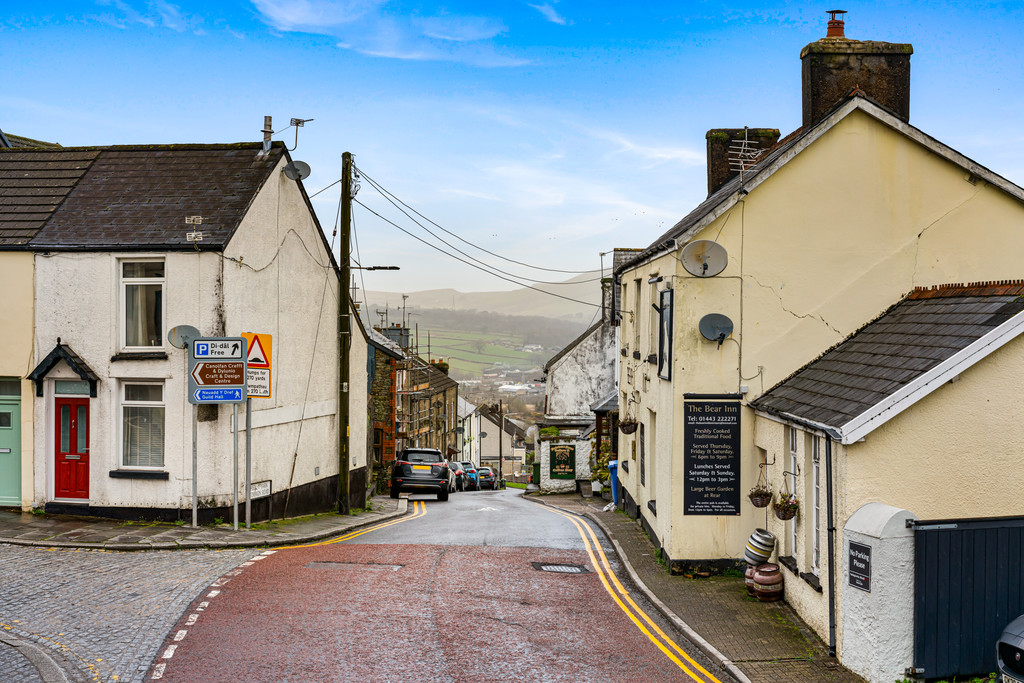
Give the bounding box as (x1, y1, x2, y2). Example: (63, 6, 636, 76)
(3, 1, 1024, 295)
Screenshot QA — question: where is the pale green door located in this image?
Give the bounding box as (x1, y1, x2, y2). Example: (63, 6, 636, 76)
(0, 396, 20, 506)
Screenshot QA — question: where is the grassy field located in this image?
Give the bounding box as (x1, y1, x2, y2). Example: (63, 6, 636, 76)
(419, 329, 549, 376)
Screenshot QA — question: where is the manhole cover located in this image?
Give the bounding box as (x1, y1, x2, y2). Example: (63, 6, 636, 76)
(531, 562, 589, 574)
(305, 562, 403, 571)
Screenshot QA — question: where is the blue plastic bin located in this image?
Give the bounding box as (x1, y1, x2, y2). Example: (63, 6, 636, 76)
(607, 460, 619, 505)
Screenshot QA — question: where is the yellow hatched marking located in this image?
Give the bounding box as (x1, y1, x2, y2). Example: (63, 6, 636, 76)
(545, 507, 722, 683)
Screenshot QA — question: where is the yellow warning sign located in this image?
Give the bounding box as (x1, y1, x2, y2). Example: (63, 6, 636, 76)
(241, 332, 272, 398)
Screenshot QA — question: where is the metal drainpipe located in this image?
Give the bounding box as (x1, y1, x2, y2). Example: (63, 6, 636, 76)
(825, 433, 837, 657)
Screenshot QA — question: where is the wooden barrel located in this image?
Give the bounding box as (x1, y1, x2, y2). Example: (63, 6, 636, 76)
(753, 563, 784, 602)
(744, 528, 776, 566)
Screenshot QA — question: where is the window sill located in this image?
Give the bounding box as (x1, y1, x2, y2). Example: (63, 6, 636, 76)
(111, 351, 168, 362)
(778, 555, 799, 575)
(800, 571, 823, 593)
(109, 469, 169, 480)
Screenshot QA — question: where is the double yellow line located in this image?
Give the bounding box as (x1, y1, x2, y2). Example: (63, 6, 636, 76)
(275, 500, 427, 550)
(546, 506, 722, 683)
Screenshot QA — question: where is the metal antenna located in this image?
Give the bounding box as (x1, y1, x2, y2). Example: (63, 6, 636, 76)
(728, 127, 765, 183)
(287, 118, 314, 151)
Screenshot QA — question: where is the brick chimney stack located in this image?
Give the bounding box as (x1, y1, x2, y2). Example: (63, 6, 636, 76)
(801, 10, 913, 127)
(705, 128, 780, 196)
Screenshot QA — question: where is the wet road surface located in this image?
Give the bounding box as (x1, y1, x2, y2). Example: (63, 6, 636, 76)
(151, 490, 733, 682)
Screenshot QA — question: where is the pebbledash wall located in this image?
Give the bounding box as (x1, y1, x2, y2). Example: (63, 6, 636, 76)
(538, 435, 591, 493)
(32, 158, 363, 519)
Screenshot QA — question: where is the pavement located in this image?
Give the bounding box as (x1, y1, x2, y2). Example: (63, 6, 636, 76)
(525, 492, 865, 683)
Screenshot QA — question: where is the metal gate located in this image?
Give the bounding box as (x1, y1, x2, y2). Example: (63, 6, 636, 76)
(912, 516, 1024, 679)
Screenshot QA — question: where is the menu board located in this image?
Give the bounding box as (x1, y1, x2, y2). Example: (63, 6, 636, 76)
(684, 400, 741, 515)
(549, 443, 576, 479)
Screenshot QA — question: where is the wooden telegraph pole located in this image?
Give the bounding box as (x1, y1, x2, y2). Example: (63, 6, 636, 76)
(338, 152, 352, 514)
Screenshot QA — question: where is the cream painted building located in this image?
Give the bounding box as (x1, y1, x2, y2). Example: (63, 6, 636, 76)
(0, 253, 35, 510)
(0, 140, 367, 521)
(615, 18, 1024, 680)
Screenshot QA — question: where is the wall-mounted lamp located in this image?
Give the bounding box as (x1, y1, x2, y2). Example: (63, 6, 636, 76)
(648, 275, 663, 284)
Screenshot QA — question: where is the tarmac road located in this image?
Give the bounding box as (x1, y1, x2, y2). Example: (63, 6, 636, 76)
(151, 490, 735, 682)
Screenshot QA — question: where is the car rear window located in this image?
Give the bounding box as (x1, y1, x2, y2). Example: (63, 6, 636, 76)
(402, 450, 443, 463)
(461, 462, 474, 469)
(479, 468, 492, 475)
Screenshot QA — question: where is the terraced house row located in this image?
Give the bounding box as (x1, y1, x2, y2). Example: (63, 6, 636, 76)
(613, 16, 1024, 682)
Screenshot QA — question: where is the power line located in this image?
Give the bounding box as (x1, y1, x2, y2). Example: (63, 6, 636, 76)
(358, 173, 604, 286)
(354, 165, 605, 276)
(354, 198, 601, 309)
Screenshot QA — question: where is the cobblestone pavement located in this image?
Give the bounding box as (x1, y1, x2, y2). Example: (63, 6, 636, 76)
(531, 493, 865, 683)
(0, 545, 259, 682)
(0, 637, 44, 683)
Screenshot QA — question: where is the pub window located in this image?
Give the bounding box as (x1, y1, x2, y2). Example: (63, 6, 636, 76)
(121, 260, 165, 349)
(373, 428, 384, 463)
(657, 288, 673, 380)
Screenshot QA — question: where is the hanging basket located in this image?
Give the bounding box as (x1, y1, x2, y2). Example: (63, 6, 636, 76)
(773, 497, 799, 521)
(748, 490, 772, 508)
(618, 420, 638, 434)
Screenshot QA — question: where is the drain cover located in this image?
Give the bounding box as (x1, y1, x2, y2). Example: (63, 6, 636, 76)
(531, 562, 589, 574)
(306, 561, 403, 571)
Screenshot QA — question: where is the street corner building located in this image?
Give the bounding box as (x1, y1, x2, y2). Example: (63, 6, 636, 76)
(0, 134, 369, 522)
(612, 14, 1024, 683)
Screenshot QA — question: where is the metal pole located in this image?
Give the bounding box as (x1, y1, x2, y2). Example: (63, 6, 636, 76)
(338, 151, 352, 514)
(233, 403, 239, 531)
(192, 406, 198, 527)
(245, 397, 252, 530)
(498, 400, 503, 483)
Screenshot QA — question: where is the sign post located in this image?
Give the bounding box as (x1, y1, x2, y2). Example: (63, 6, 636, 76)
(240, 333, 272, 530)
(188, 337, 247, 529)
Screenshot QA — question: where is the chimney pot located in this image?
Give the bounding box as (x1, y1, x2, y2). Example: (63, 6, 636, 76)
(826, 9, 847, 38)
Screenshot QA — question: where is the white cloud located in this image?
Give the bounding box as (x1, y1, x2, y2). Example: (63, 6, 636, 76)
(529, 3, 567, 26)
(581, 126, 705, 167)
(251, 0, 526, 67)
(89, 0, 204, 34)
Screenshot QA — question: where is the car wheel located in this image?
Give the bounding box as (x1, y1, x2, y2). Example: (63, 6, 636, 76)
(390, 486, 399, 499)
(438, 488, 449, 501)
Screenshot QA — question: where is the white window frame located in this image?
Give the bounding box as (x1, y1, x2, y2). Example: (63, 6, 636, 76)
(119, 258, 165, 350)
(789, 427, 798, 559)
(812, 436, 821, 575)
(120, 381, 165, 469)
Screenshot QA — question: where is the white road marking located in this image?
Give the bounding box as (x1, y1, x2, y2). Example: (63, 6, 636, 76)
(173, 630, 187, 642)
(261, 550, 277, 555)
(161, 645, 177, 659)
(197, 601, 209, 611)
(240, 561, 254, 566)
(152, 663, 166, 679)
(185, 614, 198, 626)
(207, 590, 220, 598)
(251, 556, 266, 561)
(478, 507, 499, 511)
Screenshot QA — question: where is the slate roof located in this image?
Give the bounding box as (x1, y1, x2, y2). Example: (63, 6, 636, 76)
(368, 327, 405, 360)
(0, 132, 62, 149)
(751, 282, 1024, 434)
(0, 143, 285, 249)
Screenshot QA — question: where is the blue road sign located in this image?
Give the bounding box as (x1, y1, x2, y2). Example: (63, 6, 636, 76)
(194, 387, 244, 403)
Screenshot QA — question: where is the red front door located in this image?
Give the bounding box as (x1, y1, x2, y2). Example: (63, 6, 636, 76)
(55, 397, 89, 499)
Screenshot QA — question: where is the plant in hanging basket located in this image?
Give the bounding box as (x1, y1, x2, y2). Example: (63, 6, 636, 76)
(773, 493, 799, 521)
(748, 484, 773, 508)
(618, 419, 638, 434)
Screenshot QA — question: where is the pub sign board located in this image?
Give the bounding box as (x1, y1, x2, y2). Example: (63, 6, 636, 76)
(849, 541, 872, 592)
(683, 399, 741, 515)
(549, 443, 576, 480)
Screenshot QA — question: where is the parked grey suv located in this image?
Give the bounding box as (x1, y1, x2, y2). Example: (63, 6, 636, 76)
(390, 448, 450, 501)
(998, 614, 1024, 682)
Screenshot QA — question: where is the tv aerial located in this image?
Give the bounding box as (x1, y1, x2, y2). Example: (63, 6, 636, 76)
(283, 160, 311, 181)
(680, 240, 728, 277)
(698, 313, 734, 349)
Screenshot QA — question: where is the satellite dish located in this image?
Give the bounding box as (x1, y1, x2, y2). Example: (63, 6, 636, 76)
(283, 160, 311, 181)
(698, 314, 734, 348)
(680, 240, 728, 278)
(167, 325, 201, 349)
